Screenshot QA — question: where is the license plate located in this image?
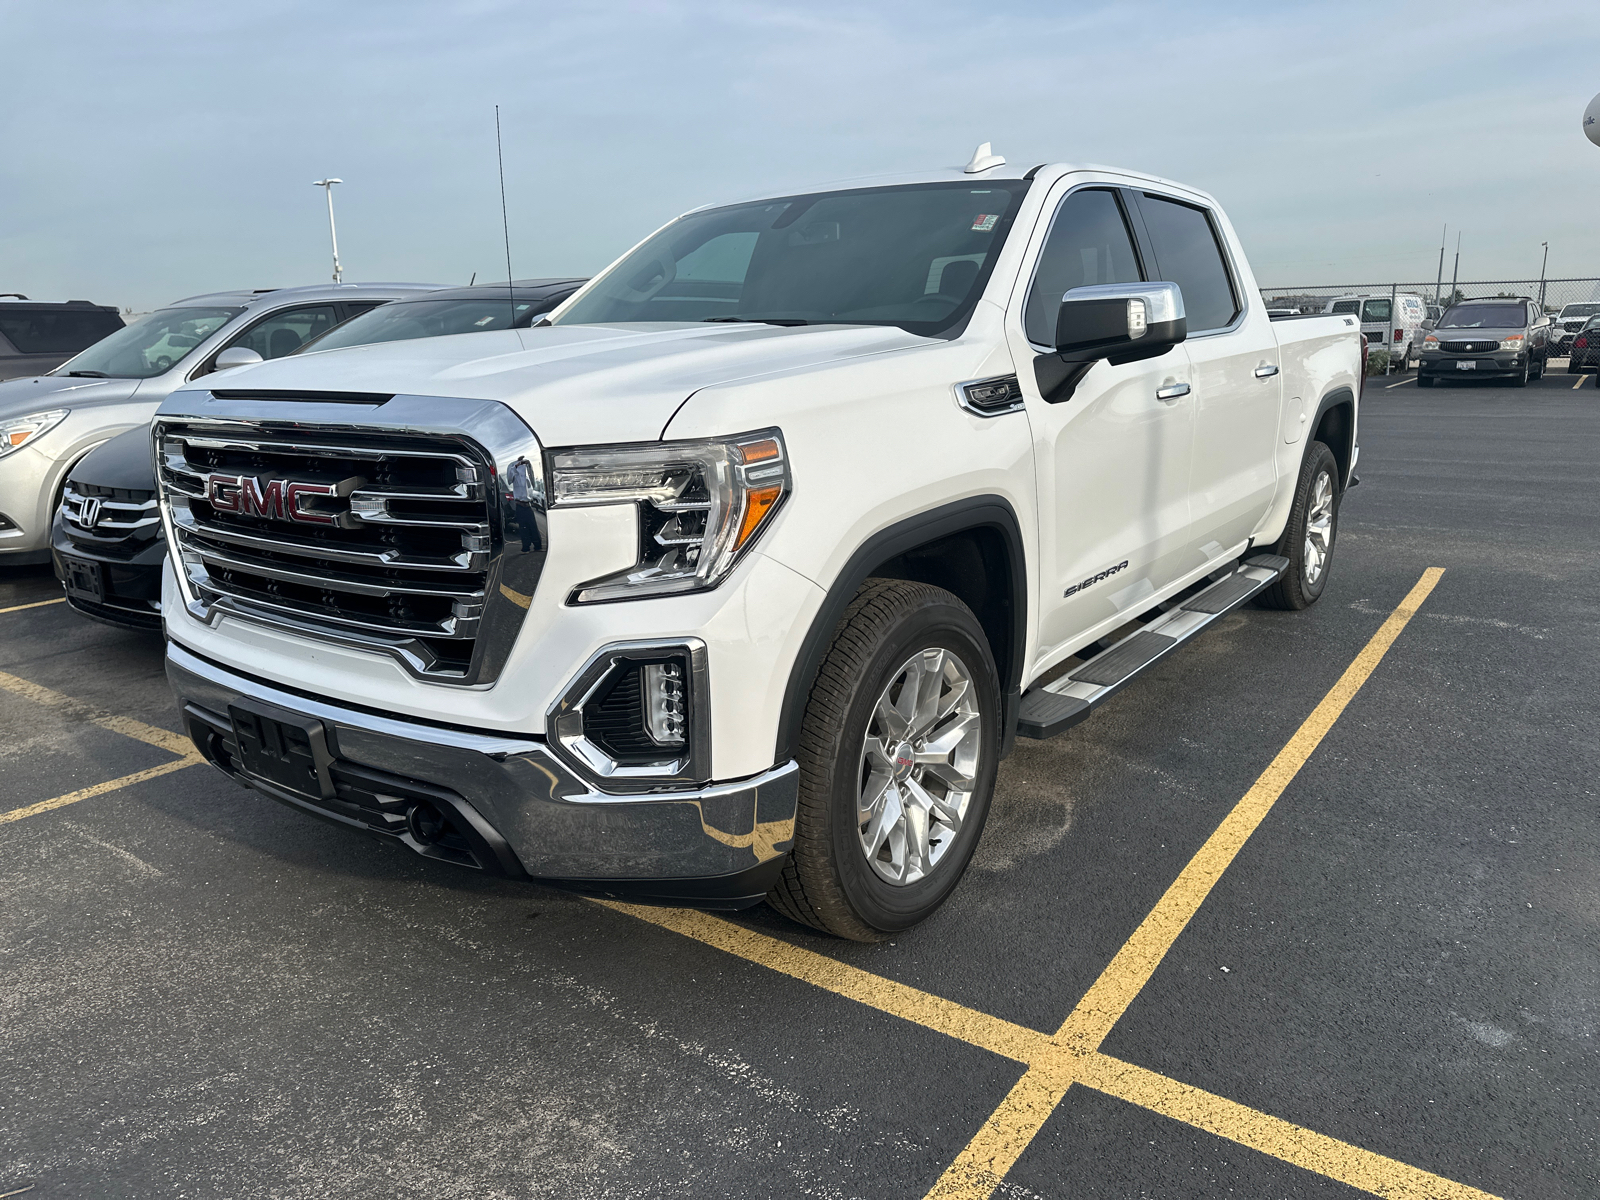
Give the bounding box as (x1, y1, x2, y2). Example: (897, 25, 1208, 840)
(60, 553, 104, 603)
(229, 701, 335, 800)
(1455, 360, 1477, 370)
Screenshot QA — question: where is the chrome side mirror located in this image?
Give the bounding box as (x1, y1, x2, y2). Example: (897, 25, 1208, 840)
(1054, 282, 1186, 364)
(212, 346, 264, 371)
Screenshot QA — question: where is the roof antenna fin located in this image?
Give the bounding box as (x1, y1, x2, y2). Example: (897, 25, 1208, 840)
(963, 142, 1005, 174)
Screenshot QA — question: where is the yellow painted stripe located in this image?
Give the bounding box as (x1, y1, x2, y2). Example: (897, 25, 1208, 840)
(1383, 376, 1413, 388)
(0, 597, 65, 615)
(599, 901, 1049, 1063)
(1574, 374, 1589, 390)
(0, 668, 194, 757)
(0, 756, 202, 825)
(926, 568, 1445, 1199)
(1080, 1054, 1500, 1200)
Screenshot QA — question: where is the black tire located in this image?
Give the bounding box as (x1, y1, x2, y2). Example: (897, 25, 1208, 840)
(1508, 358, 1529, 388)
(1531, 354, 1544, 380)
(1417, 373, 1433, 388)
(1256, 440, 1340, 612)
(767, 579, 1001, 941)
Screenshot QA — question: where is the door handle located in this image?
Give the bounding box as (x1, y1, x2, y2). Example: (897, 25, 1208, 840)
(1254, 364, 1280, 378)
(1155, 382, 1191, 401)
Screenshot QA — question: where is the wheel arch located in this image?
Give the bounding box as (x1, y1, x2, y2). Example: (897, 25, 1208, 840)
(1310, 386, 1356, 489)
(775, 495, 1028, 765)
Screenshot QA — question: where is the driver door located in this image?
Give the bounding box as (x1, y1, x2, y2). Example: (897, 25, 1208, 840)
(1005, 183, 1196, 666)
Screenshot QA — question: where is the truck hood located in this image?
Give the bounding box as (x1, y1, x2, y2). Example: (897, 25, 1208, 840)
(0, 373, 142, 421)
(175, 322, 929, 444)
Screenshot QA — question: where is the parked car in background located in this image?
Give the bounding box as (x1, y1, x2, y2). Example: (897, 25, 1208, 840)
(1566, 315, 1600, 374)
(49, 279, 585, 629)
(294, 278, 586, 356)
(0, 283, 445, 566)
(1417, 297, 1550, 387)
(0, 297, 124, 382)
(1551, 302, 1600, 356)
(1324, 292, 1426, 367)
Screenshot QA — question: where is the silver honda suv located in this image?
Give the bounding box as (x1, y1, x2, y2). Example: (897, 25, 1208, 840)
(1417, 296, 1551, 388)
(0, 282, 446, 564)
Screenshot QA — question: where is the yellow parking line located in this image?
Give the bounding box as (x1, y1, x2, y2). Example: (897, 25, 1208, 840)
(600, 901, 1050, 1063)
(1383, 376, 1413, 388)
(928, 567, 1445, 1198)
(1574, 375, 1589, 390)
(0, 597, 65, 615)
(0, 668, 193, 757)
(1079, 1054, 1498, 1200)
(0, 756, 202, 825)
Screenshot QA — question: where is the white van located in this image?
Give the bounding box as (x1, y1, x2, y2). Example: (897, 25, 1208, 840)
(1324, 293, 1426, 367)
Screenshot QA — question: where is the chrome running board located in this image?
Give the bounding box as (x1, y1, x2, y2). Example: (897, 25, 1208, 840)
(1016, 554, 1290, 740)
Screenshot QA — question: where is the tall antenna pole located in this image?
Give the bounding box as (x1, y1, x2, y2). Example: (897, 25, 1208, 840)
(1538, 241, 1549, 310)
(313, 178, 344, 283)
(1449, 232, 1461, 306)
(495, 106, 515, 326)
(1434, 224, 1446, 306)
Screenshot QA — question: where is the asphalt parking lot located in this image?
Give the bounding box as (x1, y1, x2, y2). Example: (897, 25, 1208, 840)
(2, 367, 1596, 1200)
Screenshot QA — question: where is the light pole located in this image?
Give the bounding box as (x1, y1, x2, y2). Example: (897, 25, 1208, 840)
(312, 178, 344, 284)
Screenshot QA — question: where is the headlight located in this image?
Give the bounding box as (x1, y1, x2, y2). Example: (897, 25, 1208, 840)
(1422, 335, 1440, 351)
(1499, 335, 1525, 350)
(549, 428, 789, 603)
(0, 409, 69, 459)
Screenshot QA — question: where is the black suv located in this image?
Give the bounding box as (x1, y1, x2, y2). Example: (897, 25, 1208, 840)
(1417, 297, 1550, 387)
(0, 297, 123, 381)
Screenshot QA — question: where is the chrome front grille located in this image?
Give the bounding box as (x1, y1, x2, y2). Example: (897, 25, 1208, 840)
(61, 484, 161, 558)
(1439, 340, 1499, 354)
(155, 395, 546, 683)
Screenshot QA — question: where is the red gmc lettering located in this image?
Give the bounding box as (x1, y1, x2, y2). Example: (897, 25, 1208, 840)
(203, 473, 338, 525)
(284, 481, 337, 525)
(239, 477, 286, 519)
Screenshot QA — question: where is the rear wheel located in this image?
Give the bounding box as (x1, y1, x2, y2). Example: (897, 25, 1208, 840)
(1257, 441, 1339, 611)
(767, 580, 1000, 941)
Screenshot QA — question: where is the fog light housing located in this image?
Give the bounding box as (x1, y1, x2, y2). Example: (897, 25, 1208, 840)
(548, 639, 709, 790)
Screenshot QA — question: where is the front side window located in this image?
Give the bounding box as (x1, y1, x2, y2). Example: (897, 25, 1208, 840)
(52, 306, 240, 378)
(228, 305, 340, 360)
(1023, 189, 1143, 346)
(0, 308, 123, 356)
(1437, 305, 1528, 329)
(554, 181, 1031, 337)
(1138, 195, 1240, 333)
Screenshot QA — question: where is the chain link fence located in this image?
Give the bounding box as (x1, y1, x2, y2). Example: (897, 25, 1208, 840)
(1259, 278, 1600, 317)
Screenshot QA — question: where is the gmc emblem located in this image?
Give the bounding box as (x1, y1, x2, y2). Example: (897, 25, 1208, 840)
(205, 473, 348, 526)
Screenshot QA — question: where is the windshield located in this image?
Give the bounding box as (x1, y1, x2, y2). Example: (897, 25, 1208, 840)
(1360, 299, 1392, 323)
(554, 181, 1031, 336)
(301, 295, 550, 354)
(1560, 304, 1600, 319)
(1438, 304, 1526, 329)
(54, 307, 240, 378)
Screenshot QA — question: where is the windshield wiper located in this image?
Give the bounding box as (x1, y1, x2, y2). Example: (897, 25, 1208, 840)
(65, 370, 109, 377)
(702, 316, 809, 327)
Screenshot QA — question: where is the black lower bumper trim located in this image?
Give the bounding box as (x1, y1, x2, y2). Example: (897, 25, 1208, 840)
(550, 858, 787, 910)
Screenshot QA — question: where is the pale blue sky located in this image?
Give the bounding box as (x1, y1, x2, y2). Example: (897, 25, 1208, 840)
(3, 0, 1598, 312)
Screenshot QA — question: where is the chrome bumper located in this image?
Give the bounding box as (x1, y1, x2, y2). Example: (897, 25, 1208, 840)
(166, 640, 798, 907)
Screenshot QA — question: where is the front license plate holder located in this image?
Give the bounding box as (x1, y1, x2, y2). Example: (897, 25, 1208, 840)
(1455, 360, 1477, 370)
(60, 553, 105, 604)
(229, 700, 336, 800)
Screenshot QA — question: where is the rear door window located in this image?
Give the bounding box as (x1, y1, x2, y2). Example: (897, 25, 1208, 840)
(0, 308, 123, 355)
(1023, 189, 1144, 346)
(1361, 299, 1392, 323)
(1137, 195, 1240, 333)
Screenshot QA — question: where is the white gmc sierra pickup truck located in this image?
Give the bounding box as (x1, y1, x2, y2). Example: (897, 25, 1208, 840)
(155, 151, 1363, 940)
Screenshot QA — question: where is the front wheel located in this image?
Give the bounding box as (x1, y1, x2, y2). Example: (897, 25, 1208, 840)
(1257, 440, 1340, 611)
(1417, 373, 1434, 388)
(1508, 358, 1529, 388)
(767, 580, 1000, 941)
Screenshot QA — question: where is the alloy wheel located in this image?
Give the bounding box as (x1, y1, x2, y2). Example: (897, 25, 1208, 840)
(856, 647, 982, 886)
(1303, 470, 1335, 587)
